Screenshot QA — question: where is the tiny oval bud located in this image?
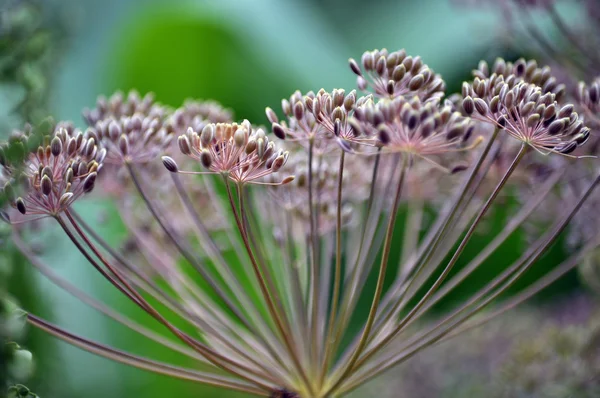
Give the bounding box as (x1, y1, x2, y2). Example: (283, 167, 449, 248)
(265, 107, 279, 124)
(201, 124, 215, 147)
(272, 123, 286, 140)
(59, 192, 74, 207)
(118, 134, 129, 156)
(349, 58, 362, 76)
(83, 172, 97, 193)
(41, 175, 52, 196)
(162, 156, 178, 173)
(293, 101, 305, 121)
(178, 135, 192, 155)
(200, 150, 212, 168)
(50, 137, 62, 157)
(526, 113, 541, 128)
(408, 74, 425, 91)
(474, 98, 489, 115)
(16, 197, 26, 214)
(462, 96, 474, 115)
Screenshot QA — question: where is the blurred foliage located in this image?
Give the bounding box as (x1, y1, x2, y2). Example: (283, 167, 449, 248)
(353, 295, 600, 398)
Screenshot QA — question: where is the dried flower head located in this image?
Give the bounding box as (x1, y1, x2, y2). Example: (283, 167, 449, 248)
(349, 48, 446, 101)
(462, 77, 590, 156)
(577, 78, 600, 129)
(472, 58, 567, 102)
(172, 120, 292, 185)
(169, 99, 234, 134)
(83, 90, 174, 165)
(353, 96, 478, 168)
(0, 124, 104, 220)
(268, 89, 374, 152)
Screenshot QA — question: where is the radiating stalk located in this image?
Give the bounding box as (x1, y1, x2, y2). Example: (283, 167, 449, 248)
(224, 176, 315, 396)
(354, 145, 527, 372)
(319, 150, 345, 387)
(323, 156, 407, 396)
(27, 315, 269, 395)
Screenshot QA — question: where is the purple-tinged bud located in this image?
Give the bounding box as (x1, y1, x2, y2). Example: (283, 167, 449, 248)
(555, 141, 577, 154)
(378, 125, 392, 144)
(16, 197, 26, 214)
(349, 58, 362, 76)
(272, 123, 286, 140)
(474, 98, 488, 116)
(462, 96, 474, 115)
(408, 74, 425, 91)
(162, 156, 178, 173)
(51, 137, 62, 157)
(59, 192, 74, 207)
(118, 134, 129, 156)
(178, 135, 192, 155)
(41, 175, 52, 196)
(108, 120, 121, 141)
(200, 150, 212, 169)
(547, 119, 566, 135)
(265, 107, 279, 124)
(83, 172, 97, 193)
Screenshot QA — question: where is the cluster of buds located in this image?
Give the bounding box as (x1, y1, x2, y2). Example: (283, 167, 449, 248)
(472, 58, 566, 102)
(577, 79, 600, 127)
(169, 99, 233, 135)
(172, 121, 293, 185)
(268, 89, 374, 152)
(353, 96, 476, 164)
(348, 49, 445, 101)
(83, 90, 175, 165)
(461, 78, 590, 155)
(0, 124, 104, 219)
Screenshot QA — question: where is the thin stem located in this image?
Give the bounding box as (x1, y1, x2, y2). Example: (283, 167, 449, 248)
(340, 169, 600, 393)
(61, 211, 279, 386)
(307, 137, 320, 374)
(126, 163, 256, 335)
(171, 173, 286, 367)
(324, 156, 407, 396)
(27, 315, 268, 396)
(224, 176, 315, 396)
(319, 150, 345, 387)
(354, 145, 527, 372)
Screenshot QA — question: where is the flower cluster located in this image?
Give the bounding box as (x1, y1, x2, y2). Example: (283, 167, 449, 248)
(349, 48, 445, 101)
(1, 124, 103, 220)
(83, 90, 175, 165)
(174, 120, 292, 184)
(461, 77, 589, 155)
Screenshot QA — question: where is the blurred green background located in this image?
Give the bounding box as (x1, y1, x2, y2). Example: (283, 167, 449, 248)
(0, 0, 593, 397)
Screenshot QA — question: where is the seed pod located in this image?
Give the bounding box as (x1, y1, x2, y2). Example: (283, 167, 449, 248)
(234, 128, 247, 147)
(526, 114, 540, 128)
(378, 125, 392, 144)
(392, 64, 406, 82)
(59, 192, 74, 207)
(108, 120, 121, 141)
(200, 150, 212, 169)
(83, 172, 97, 193)
(547, 119, 565, 135)
(51, 137, 62, 157)
(408, 74, 424, 91)
(490, 96, 500, 113)
(558, 104, 574, 118)
(462, 96, 474, 115)
(178, 135, 192, 155)
(474, 98, 488, 116)
(201, 124, 214, 147)
(555, 141, 577, 154)
(16, 197, 26, 214)
(265, 107, 279, 124)
(293, 101, 305, 121)
(118, 134, 129, 156)
(41, 175, 52, 196)
(162, 156, 178, 173)
(272, 123, 286, 140)
(349, 58, 362, 76)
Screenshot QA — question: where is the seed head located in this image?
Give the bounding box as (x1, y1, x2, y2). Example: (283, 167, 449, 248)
(176, 120, 292, 185)
(349, 49, 446, 101)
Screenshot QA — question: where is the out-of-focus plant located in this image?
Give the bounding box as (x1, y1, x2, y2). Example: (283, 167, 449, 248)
(1, 45, 599, 398)
(353, 294, 599, 398)
(0, 0, 69, 397)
